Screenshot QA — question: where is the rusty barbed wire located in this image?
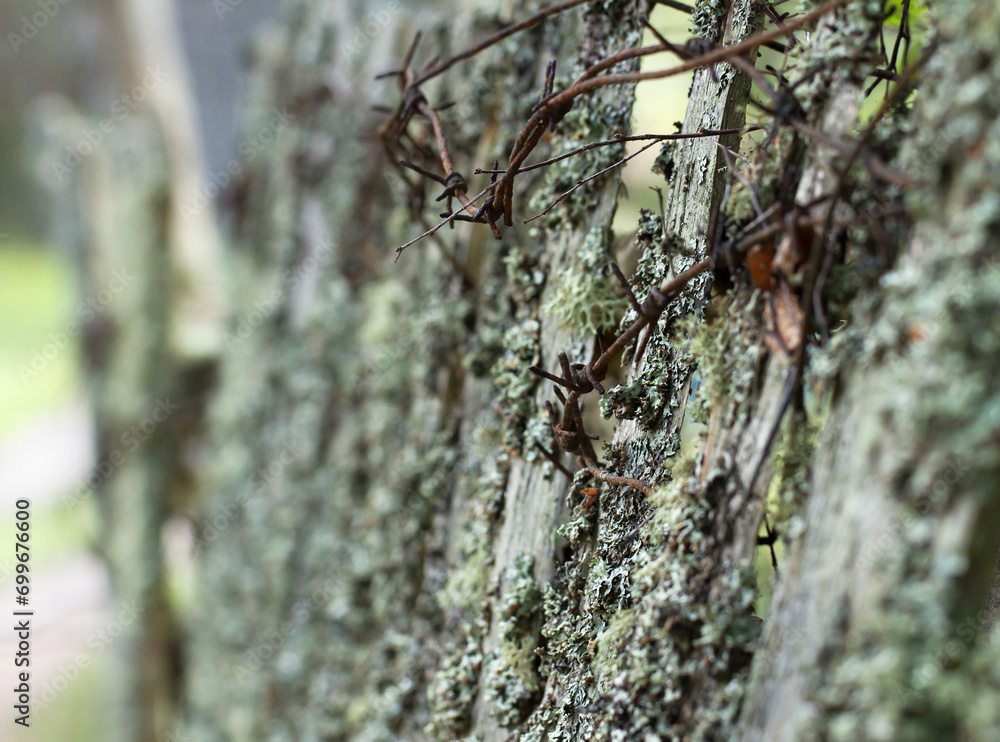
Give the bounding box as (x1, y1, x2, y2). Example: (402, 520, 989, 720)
(373, 0, 926, 499)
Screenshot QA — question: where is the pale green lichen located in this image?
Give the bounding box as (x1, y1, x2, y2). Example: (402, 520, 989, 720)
(675, 293, 765, 427)
(484, 554, 543, 728)
(543, 226, 628, 336)
(689, 0, 728, 41)
(425, 458, 508, 738)
(489, 318, 542, 452)
(591, 467, 761, 741)
(766, 410, 821, 538)
(502, 245, 546, 307)
(425, 616, 488, 740)
(601, 358, 687, 433)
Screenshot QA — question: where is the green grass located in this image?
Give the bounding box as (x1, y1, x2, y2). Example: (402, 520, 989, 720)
(0, 240, 82, 439)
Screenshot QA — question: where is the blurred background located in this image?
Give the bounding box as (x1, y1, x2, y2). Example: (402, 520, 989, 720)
(0, 2, 285, 738)
(0, 1, 693, 738)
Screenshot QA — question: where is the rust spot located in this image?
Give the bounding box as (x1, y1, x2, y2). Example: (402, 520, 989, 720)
(746, 240, 775, 291)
